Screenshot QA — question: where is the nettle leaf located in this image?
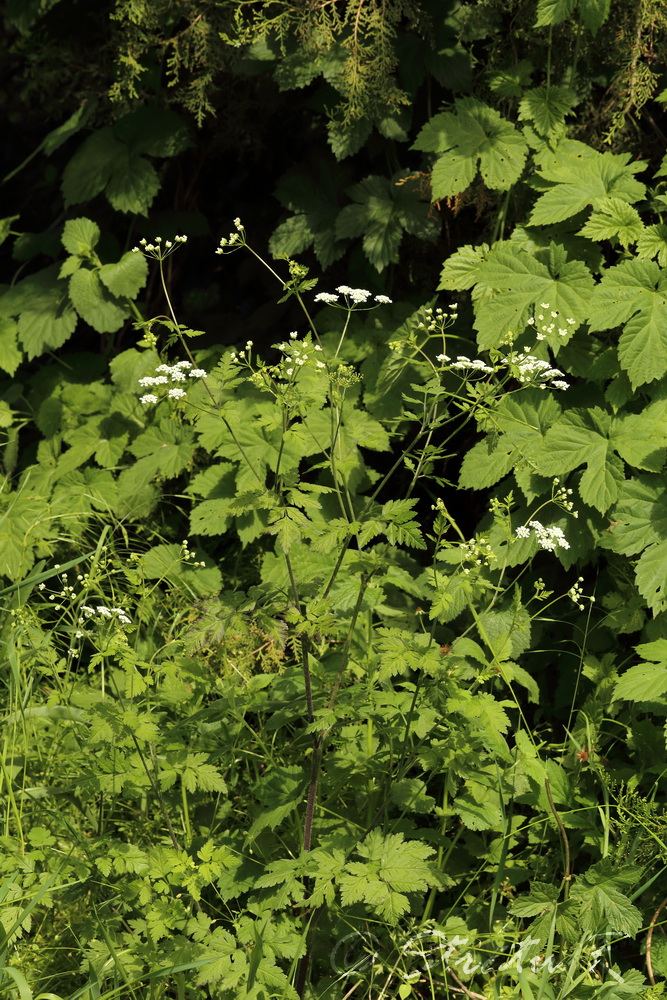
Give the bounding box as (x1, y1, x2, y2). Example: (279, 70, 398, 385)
(518, 86, 576, 137)
(412, 97, 528, 198)
(533, 407, 623, 512)
(577, 197, 644, 248)
(69, 268, 129, 333)
(529, 140, 646, 226)
(588, 258, 667, 389)
(473, 242, 593, 349)
(613, 639, 667, 703)
(98, 251, 148, 299)
(335, 173, 438, 272)
(636, 224, 667, 267)
(338, 831, 437, 924)
(61, 217, 100, 256)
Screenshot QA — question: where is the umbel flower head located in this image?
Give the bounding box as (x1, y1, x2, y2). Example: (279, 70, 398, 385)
(132, 235, 187, 260)
(138, 360, 207, 405)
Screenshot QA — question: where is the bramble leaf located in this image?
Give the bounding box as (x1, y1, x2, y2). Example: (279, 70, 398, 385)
(98, 251, 148, 299)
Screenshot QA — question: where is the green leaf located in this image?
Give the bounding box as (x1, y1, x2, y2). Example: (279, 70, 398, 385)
(62, 127, 128, 206)
(459, 436, 516, 489)
(611, 401, 667, 471)
(339, 831, 437, 924)
(613, 659, 667, 702)
(518, 86, 576, 137)
(473, 242, 593, 349)
(587, 258, 667, 389)
(129, 419, 195, 478)
(335, 173, 438, 272)
(534, 407, 622, 512)
(0, 215, 19, 247)
(636, 224, 667, 267)
(529, 140, 646, 225)
(61, 217, 100, 256)
(413, 97, 527, 198)
(635, 541, 667, 617)
(69, 268, 129, 333)
(98, 251, 148, 299)
(0, 317, 22, 376)
(247, 766, 307, 840)
(534, 0, 576, 26)
(578, 0, 611, 33)
(438, 242, 492, 291)
(106, 153, 160, 215)
(602, 475, 667, 557)
(577, 197, 644, 247)
(113, 105, 191, 157)
(569, 860, 642, 936)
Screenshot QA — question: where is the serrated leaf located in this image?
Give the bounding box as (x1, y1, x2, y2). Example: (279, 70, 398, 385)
(62, 127, 128, 206)
(534, 0, 576, 26)
(588, 258, 667, 389)
(613, 660, 667, 702)
(611, 402, 667, 471)
(61, 217, 100, 256)
(534, 407, 622, 512)
(518, 86, 576, 137)
(636, 224, 667, 267)
(602, 475, 667, 556)
(413, 98, 527, 198)
(578, 197, 643, 247)
(98, 251, 148, 298)
(0, 317, 22, 375)
(473, 242, 593, 349)
(459, 436, 516, 488)
(439, 242, 491, 291)
(335, 173, 437, 272)
(113, 105, 191, 157)
(129, 420, 195, 478)
(635, 540, 667, 616)
(106, 153, 160, 215)
(529, 140, 646, 226)
(69, 268, 129, 333)
(578, 0, 610, 33)
(570, 860, 642, 936)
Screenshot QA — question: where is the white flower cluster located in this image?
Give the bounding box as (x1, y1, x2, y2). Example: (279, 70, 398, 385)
(313, 286, 393, 307)
(138, 360, 206, 405)
(416, 303, 458, 334)
(515, 520, 570, 551)
(216, 218, 245, 253)
(526, 305, 577, 341)
(450, 355, 495, 374)
(569, 577, 588, 610)
(552, 478, 578, 516)
(459, 537, 496, 571)
(507, 349, 569, 390)
(231, 333, 327, 388)
(78, 605, 132, 627)
(132, 235, 187, 259)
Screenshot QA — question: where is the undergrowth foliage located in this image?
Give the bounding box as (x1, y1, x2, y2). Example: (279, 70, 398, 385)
(3, 2, 667, 1000)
